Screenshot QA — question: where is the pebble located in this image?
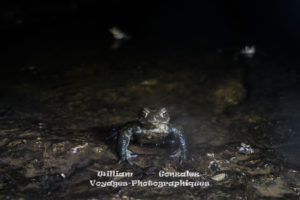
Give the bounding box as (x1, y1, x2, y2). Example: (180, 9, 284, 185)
(211, 173, 226, 181)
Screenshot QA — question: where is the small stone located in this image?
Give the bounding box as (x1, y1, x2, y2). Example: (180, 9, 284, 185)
(121, 195, 129, 200)
(60, 173, 66, 179)
(206, 153, 215, 158)
(211, 173, 226, 181)
(238, 143, 254, 154)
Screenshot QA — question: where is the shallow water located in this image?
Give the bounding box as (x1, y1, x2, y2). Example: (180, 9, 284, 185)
(1, 24, 300, 199)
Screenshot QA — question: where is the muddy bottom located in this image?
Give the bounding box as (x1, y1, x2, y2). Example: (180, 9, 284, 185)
(1, 31, 300, 200)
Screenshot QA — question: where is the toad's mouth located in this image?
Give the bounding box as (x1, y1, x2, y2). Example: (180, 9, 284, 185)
(141, 121, 169, 126)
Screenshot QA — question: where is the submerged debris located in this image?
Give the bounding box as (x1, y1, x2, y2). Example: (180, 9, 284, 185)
(206, 152, 215, 158)
(141, 79, 158, 86)
(109, 26, 131, 40)
(37, 122, 45, 129)
(208, 160, 221, 172)
(109, 26, 131, 49)
(240, 45, 256, 58)
(238, 143, 254, 154)
(71, 143, 88, 154)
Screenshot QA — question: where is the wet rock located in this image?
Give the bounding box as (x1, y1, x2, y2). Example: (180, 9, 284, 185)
(0, 129, 19, 136)
(253, 177, 295, 198)
(18, 183, 40, 192)
(212, 79, 246, 113)
(0, 138, 9, 147)
(19, 131, 40, 138)
(91, 145, 107, 154)
(214, 190, 231, 198)
(246, 164, 274, 176)
(51, 141, 70, 155)
(7, 139, 26, 147)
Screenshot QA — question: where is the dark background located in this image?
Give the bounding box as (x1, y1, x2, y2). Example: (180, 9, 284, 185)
(1, 0, 300, 52)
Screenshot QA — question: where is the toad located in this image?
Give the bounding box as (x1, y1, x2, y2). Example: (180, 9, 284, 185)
(116, 107, 187, 164)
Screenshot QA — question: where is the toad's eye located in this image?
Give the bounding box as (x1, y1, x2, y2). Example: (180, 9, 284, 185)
(141, 108, 150, 118)
(160, 112, 165, 118)
(144, 112, 149, 118)
(159, 108, 167, 118)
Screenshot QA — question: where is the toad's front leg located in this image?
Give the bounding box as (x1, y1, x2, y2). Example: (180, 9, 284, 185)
(170, 127, 187, 164)
(118, 130, 137, 164)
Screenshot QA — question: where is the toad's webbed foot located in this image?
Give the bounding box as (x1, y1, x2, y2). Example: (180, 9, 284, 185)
(118, 149, 137, 165)
(170, 149, 187, 164)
